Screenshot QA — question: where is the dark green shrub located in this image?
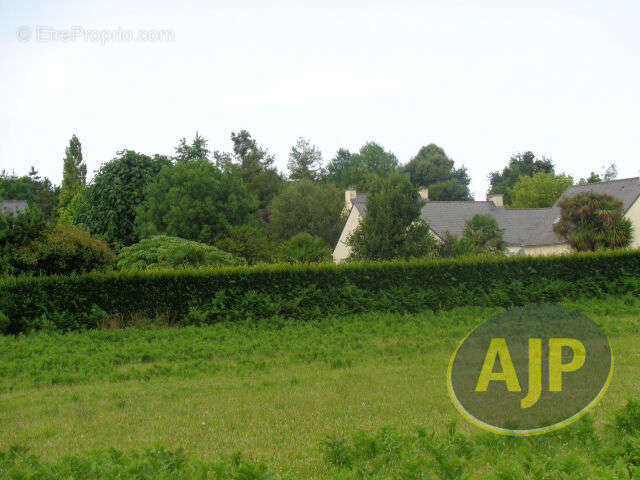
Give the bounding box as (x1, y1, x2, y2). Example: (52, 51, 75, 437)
(14, 224, 115, 275)
(117, 235, 244, 270)
(278, 233, 331, 264)
(0, 205, 47, 275)
(215, 225, 275, 265)
(463, 215, 506, 253)
(0, 311, 9, 334)
(399, 220, 439, 259)
(2, 249, 640, 334)
(268, 180, 344, 244)
(438, 232, 486, 258)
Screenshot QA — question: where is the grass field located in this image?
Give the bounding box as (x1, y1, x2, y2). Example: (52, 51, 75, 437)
(2, 296, 640, 478)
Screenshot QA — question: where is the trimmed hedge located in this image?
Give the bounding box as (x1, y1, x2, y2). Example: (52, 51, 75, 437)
(1, 250, 640, 334)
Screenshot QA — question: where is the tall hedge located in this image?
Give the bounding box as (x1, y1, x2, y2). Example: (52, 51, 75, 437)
(1, 250, 640, 334)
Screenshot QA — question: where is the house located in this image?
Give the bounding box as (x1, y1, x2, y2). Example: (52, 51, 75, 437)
(0, 200, 28, 216)
(333, 177, 640, 262)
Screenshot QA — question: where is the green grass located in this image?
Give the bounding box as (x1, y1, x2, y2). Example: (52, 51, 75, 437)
(1, 295, 640, 478)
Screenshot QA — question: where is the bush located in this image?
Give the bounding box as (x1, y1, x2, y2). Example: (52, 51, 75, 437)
(399, 220, 439, 259)
(0, 206, 47, 253)
(15, 224, 115, 276)
(215, 225, 276, 265)
(463, 215, 506, 253)
(278, 233, 331, 264)
(6, 224, 115, 276)
(0, 311, 9, 334)
(554, 193, 633, 251)
(268, 180, 344, 244)
(2, 249, 640, 334)
(1, 208, 114, 276)
(117, 235, 244, 271)
(438, 232, 485, 258)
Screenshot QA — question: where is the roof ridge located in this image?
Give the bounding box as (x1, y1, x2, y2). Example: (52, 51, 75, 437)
(423, 200, 494, 204)
(570, 176, 639, 186)
(503, 207, 556, 212)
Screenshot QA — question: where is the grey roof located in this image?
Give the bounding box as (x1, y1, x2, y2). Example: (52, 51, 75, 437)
(353, 194, 367, 216)
(419, 201, 496, 239)
(498, 207, 562, 246)
(556, 177, 640, 212)
(0, 200, 27, 215)
(418, 202, 563, 246)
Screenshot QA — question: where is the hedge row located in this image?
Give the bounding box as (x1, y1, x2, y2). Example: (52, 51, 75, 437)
(1, 250, 640, 334)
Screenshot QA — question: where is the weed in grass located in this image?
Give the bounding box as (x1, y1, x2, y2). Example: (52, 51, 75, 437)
(319, 401, 640, 479)
(0, 446, 272, 479)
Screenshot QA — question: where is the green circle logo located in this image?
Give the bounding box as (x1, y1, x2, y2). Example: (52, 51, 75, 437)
(447, 305, 613, 436)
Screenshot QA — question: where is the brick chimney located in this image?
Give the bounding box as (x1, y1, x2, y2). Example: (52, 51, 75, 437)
(487, 194, 504, 207)
(345, 189, 357, 211)
(419, 188, 429, 201)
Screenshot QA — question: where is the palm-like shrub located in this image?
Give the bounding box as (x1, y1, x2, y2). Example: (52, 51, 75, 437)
(554, 193, 633, 251)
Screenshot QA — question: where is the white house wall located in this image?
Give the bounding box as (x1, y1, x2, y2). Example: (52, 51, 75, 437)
(332, 207, 362, 263)
(625, 196, 640, 248)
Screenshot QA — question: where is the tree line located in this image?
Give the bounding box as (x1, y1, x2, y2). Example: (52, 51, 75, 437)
(0, 130, 628, 275)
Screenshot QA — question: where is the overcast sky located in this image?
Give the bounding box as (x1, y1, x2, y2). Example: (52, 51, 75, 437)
(1, 0, 638, 198)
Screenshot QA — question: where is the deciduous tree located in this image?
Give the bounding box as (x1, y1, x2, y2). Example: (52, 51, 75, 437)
(489, 152, 554, 205)
(510, 173, 573, 208)
(135, 160, 257, 244)
(347, 174, 425, 260)
(268, 180, 344, 245)
(403, 144, 471, 200)
(77, 150, 171, 246)
(325, 143, 398, 189)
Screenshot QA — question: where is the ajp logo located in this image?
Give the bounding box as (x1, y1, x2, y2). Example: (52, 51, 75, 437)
(447, 305, 612, 436)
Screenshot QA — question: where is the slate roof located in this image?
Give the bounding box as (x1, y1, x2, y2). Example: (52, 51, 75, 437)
(498, 207, 562, 247)
(556, 177, 640, 212)
(0, 200, 28, 215)
(418, 201, 563, 246)
(352, 194, 367, 216)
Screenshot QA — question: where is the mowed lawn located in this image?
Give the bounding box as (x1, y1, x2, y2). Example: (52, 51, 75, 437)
(1, 297, 640, 478)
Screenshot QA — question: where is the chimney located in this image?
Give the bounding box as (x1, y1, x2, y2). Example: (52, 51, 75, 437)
(487, 194, 504, 207)
(345, 189, 357, 211)
(419, 188, 429, 201)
